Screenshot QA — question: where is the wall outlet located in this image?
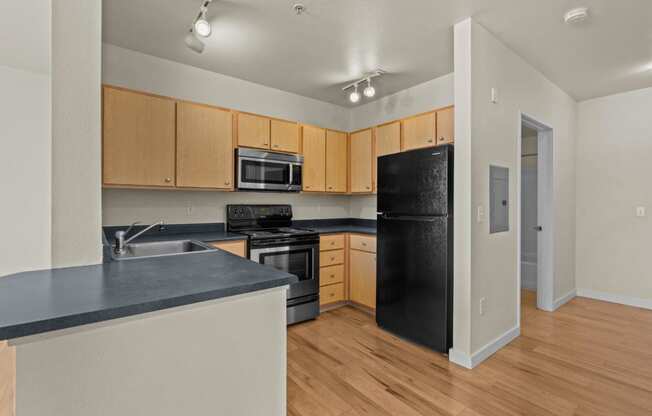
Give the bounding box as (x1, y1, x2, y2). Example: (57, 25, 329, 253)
(479, 297, 487, 316)
(491, 87, 498, 104)
(636, 206, 646, 217)
(187, 205, 194, 216)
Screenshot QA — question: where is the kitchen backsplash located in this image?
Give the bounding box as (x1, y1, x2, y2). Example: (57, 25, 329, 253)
(102, 189, 375, 226)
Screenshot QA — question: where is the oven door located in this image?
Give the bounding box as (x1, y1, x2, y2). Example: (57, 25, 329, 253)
(249, 243, 319, 300)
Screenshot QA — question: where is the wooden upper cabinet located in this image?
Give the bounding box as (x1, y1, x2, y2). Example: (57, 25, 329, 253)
(349, 248, 377, 309)
(237, 113, 270, 150)
(302, 125, 326, 192)
(350, 129, 374, 193)
(325, 130, 348, 193)
(375, 121, 401, 157)
(103, 86, 176, 187)
(436, 107, 454, 145)
(270, 119, 300, 153)
(176, 102, 233, 189)
(402, 111, 436, 151)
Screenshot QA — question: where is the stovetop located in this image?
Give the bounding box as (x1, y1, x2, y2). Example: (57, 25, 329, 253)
(238, 227, 318, 240)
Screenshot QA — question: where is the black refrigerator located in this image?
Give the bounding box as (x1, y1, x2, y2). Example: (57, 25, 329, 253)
(376, 144, 453, 353)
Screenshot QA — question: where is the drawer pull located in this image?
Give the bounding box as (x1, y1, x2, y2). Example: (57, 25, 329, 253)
(331, 257, 335, 261)
(330, 241, 335, 245)
(330, 274, 335, 278)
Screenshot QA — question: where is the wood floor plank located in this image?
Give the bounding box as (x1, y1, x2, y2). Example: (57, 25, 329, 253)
(288, 290, 652, 416)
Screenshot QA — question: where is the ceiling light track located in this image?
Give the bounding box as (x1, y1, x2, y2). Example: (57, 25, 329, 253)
(185, 0, 215, 54)
(342, 70, 385, 103)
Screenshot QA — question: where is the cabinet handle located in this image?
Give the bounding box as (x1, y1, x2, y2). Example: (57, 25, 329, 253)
(225, 181, 230, 185)
(273, 144, 279, 148)
(331, 257, 335, 261)
(330, 241, 335, 246)
(366, 186, 371, 190)
(330, 293, 335, 297)
(330, 274, 335, 278)
(362, 242, 367, 246)
(427, 138, 434, 143)
(165, 177, 172, 183)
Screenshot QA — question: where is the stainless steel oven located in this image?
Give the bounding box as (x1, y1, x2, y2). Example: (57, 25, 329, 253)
(249, 236, 319, 302)
(236, 148, 303, 192)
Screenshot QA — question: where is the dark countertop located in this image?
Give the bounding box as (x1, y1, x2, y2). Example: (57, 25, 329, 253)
(309, 225, 376, 235)
(0, 250, 296, 341)
(134, 231, 247, 243)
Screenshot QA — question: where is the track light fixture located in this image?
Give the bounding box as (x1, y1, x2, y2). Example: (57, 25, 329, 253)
(349, 85, 361, 103)
(342, 70, 385, 103)
(363, 78, 376, 98)
(185, 0, 214, 53)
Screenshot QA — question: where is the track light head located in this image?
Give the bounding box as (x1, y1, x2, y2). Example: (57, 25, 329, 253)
(194, 18, 212, 37)
(185, 31, 205, 53)
(349, 85, 361, 103)
(363, 78, 375, 98)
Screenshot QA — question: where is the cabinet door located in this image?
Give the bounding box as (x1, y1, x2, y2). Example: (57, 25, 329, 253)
(375, 121, 401, 157)
(349, 249, 376, 309)
(176, 102, 233, 189)
(103, 87, 176, 187)
(302, 125, 326, 192)
(237, 113, 270, 150)
(402, 111, 436, 151)
(209, 240, 247, 257)
(436, 107, 454, 145)
(350, 129, 374, 193)
(270, 119, 300, 153)
(325, 130, 348, 193)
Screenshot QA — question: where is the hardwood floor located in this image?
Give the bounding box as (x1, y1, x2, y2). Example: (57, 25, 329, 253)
(287, 291, 652, 416)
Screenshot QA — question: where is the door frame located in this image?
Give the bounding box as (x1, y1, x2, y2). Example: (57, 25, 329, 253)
(517, 113, 555, 314)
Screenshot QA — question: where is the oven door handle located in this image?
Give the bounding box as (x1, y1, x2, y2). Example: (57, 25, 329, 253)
(250, 244, 317, 253)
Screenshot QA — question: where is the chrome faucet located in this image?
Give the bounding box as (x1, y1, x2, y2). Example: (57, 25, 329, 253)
(114, 220, 165, 254)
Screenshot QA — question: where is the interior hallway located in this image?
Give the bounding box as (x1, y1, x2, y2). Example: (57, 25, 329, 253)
(287, 291, 652, 416)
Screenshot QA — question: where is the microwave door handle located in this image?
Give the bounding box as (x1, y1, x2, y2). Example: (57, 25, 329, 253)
(288, 163, 294, 188)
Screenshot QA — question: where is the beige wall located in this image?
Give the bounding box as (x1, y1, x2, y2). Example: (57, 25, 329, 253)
(349, 73, 454, 131)
(453, 19, 577, 361)
(576, 87, 652, 307)
(103, 189, 351, 226)
(51, 0, 103, 267)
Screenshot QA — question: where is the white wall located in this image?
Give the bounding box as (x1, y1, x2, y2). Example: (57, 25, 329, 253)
(0, 2, 51, 278)
(349, 73, 454, 131)
(103, 44, 351, 132)
(103, 189, 350, 226)
(452, 19, 577, 364)
(576, 87, 652, 307)
(51, 0, 103, 267)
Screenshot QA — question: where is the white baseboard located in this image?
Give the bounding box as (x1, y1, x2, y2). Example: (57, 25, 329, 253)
(552, 289, 576, 310)
(449, 325, 520, 369)
(577, 289, 652, 310)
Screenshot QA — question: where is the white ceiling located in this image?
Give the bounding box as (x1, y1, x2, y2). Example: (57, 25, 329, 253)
(103, 0, 652, 106)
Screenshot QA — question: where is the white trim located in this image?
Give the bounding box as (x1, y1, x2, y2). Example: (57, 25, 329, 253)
(448, 348, 473, 369)
(449, 326, 520, 369)
(517, 112, 554, 313)
(577, 289, 652, 310)
(551, 289, 576, 311)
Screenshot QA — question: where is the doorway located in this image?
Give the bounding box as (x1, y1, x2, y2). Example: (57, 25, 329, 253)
(518, 114, 554, 312)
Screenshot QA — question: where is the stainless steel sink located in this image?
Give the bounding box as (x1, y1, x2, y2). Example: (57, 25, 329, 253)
(111, 240, 216, 261)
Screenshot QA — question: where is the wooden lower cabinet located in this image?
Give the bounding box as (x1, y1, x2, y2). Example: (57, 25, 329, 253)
(349, 241, 377, 310)
(319, 233, 376, 310)
(208, 240, 247, 258)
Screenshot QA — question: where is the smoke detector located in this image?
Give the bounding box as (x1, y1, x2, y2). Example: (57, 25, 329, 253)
(564, 7, 589, 24)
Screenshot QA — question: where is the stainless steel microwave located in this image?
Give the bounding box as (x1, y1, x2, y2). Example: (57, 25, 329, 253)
(236, 148, 303, 192)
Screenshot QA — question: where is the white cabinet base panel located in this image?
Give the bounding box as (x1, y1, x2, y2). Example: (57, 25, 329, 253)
(11, 288, 287, 416)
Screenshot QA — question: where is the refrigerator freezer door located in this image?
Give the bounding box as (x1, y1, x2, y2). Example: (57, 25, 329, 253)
(376, 214, 452, 353)
(377, 146, 451, 216)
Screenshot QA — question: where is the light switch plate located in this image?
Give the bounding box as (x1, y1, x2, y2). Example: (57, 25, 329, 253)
(636, 206, 646, 217)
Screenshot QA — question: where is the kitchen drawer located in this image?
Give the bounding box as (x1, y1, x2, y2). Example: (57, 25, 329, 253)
(320, 234, 345, 251)
(320, 249, 344, 267)
(320, 264, 344, 286)
(349, 234, 376, 253)
(320, 283, 344, 305)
